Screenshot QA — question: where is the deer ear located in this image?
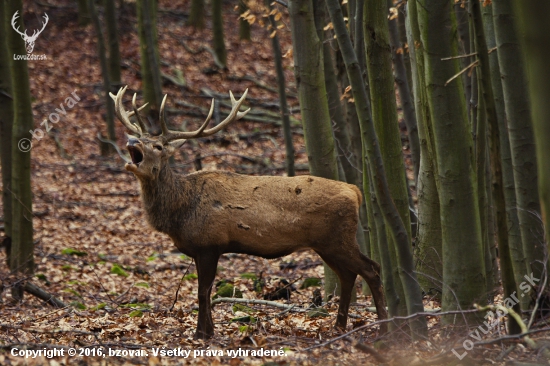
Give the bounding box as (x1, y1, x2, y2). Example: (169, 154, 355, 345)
(169, 139, 187, 149)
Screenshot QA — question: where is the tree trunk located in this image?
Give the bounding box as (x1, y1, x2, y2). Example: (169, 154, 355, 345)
(212, 0, 227, 69)
(77, 0, 90, 26)
(137, 0, 163, 120)
(265, 0, 294, 177)
(239, 0, 251, 41)
(288, 0, 341, 300)
(6, 0, 35, 293)
(387, 0, 419, 184)
(364, 0, 413, 320)
(416, 0, 486, 322)
(483, 1, 527, 310)
(326, 0, 426, 337)
(495, 0, 546, 282)
(406, 0, 443, 299)
(104, 0, 121, 85)
(187, 0, 205, 29)
(454, 1, 472, 112)
(0, 0, 13, 242)
(89, 0, 116, 155)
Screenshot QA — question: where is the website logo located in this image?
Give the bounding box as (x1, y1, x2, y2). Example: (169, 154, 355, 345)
(11, 11, 48, 60)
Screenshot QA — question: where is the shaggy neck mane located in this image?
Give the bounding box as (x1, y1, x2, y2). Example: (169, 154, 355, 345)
(137, 164, 191, 235)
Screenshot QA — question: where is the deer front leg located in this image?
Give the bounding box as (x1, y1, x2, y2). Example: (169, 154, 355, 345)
(194, 253, 219, 339)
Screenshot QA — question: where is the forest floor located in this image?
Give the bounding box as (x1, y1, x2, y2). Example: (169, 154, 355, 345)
(0, 0, 549, 365)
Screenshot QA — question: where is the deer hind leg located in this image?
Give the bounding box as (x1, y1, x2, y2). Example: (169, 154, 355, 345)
(316, 253, 357, 330)
(350, 253, 388, 333)
(194, 253, 219, 339)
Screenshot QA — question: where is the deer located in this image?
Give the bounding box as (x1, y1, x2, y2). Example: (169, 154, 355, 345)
(110, 86, 388, 339)
(11, 11, 49, 54)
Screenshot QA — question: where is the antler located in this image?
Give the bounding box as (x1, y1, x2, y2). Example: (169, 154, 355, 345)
(11, 11, 26, 37)
(159, 89, 250, 143)
(109, 86, 149, 136)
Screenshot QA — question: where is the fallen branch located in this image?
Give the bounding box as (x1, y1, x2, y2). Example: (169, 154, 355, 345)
(211, 297, 307, 312)
(24, 282, 67, 308)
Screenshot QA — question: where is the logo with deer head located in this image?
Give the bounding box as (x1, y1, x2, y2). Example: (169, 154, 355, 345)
(11, 11, 49, 54)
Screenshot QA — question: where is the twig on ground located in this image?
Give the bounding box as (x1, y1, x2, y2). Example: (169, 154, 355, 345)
(24, 282, 67, 308)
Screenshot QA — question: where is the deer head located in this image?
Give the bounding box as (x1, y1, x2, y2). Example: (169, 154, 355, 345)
(11, 11, 49, 54)
(109, 86, 250, 180)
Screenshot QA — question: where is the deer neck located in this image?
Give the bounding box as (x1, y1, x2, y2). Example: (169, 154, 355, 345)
(138, 164, 191, 235)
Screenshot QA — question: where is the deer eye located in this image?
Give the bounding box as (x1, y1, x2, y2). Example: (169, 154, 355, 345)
(154, 145, 163, 151)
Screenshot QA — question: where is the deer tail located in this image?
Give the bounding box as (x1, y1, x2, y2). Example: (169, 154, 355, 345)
(351, 184, 363, 207)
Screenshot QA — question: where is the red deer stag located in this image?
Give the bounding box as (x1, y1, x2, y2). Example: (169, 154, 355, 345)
(110, 86, 387, 339)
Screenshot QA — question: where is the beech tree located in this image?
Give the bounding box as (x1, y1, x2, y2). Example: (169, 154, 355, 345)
(5, 0, 35, 299)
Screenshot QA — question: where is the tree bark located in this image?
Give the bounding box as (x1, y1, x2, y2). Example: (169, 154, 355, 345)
(364, 0, 413, 320)
(327, 0, 426, 337)
(265, 0, 294, 177)
(212, 0, 227, 69)
(77, 0, 90, 26)
(89, 0, 116, 155)
(495, 0, 546, 282)
(104, 0, 121, 85)
(387, 0, 420, 184)
(6, 0, 35, 288)
(187, 0, 205, 29)
(288, 0, 341, 300)
(483, 1, 528, 311)
(416, 0, 486, 322)
(137, 0, 163, 120)
(239, 0, 251, 41)
(405, 0, 442, 298)
(0, 0, 13, 241)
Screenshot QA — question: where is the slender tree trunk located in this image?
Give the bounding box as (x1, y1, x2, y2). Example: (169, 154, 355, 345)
(514, 1, 550, 281)
(212, 0, 227, 69)
(454, 1, 472, 111)
(187, 0, 205, 29)
(471, 0, 520, 334)
(0, 0, 13, 243)
(417, 0, 486, 322)
(397, 6, 412, 92)
(89, 0, 116, 155)
(387, 0, 419, 184)
(6, 0, 35, 299)
(483, 1, 527, 310)
(264, 0, 294, 177)
(314, 0, 363, 301)
(496, 0, 546, 282)
(406, 0, 442, 297)
(326, 0, 426, 337)
(239, 0, 251, 41)
(364, 0, 413, 319)
(77, 0, 91, 26)
(288, 0, 341, 300)
(137, 0, 163, 119)
(104, 0, 121, 85)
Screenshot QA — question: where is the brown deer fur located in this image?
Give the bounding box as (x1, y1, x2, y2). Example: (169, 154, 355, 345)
(111, 87, 388, 339)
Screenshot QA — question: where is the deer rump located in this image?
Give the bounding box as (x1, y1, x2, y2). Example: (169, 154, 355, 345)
(154, 171, 363, 259)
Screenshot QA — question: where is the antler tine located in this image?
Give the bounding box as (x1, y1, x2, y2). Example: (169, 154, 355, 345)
(131, 93, 149, 134)
(159, 94, 170, 136)
(110, 86, 141, 136)
(163, 89, 250, 142)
